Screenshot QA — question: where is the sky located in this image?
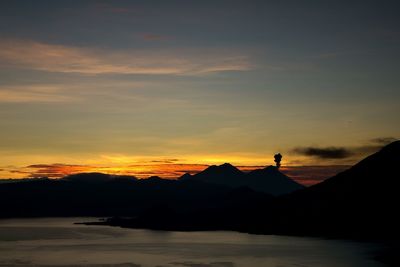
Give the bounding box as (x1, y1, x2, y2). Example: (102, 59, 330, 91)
(0, 0, 399, 185)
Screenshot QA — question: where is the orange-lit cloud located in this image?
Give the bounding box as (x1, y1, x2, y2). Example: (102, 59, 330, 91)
(18, 163, 212, 179)
(0, 39, 252, 75)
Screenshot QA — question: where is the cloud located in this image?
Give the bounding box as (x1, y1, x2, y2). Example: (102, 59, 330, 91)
(0, 39, 252, 75)
(170, 261, 234, 267)
(292, 147, 353, 159)
(370, 137, 398, 145)
(0, 85, 76, 103)
(26, 164, 93, 178)
(291, 138, 398, 162)
(140, 33, 171, 41)
(149, 159, 180, 163)
(352, 137, 398, 155)
(18, 162, 211, 179)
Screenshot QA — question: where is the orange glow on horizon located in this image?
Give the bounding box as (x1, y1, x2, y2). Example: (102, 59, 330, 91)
(0, 159, 350, 186)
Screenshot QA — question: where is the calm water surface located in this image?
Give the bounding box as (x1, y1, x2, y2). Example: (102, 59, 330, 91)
(0, 218, 383, 267)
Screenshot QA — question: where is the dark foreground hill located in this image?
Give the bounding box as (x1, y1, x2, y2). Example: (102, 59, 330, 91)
(254, 140, 400, 239)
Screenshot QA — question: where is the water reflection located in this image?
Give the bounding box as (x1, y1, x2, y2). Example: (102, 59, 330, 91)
(0, 218, 383, 267)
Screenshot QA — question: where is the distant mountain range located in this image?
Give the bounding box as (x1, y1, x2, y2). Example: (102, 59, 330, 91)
(0, 164, 279, 218)
(0, 173, 242, 218)
(0, 161, 302, 218)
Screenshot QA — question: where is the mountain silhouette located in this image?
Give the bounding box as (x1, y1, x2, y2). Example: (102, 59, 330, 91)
(180, 163, 244, 186)
(181, 163, 303, 195)
(179, 173, 193, 180)
(245, 166, 304, 195)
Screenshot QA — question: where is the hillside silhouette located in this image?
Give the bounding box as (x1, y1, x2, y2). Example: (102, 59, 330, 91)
(257, 140, 400, 239)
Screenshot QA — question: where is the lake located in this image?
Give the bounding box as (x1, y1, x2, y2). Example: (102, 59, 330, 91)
(0, 218, 383, 267)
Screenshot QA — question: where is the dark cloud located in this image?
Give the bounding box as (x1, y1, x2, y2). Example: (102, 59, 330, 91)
(354, 137, 399, 154)
(27, 163, 87, 168)
(291, 138, 398, 164)
(25, 164, 92, 178)
(370, 137, 398, 145)
(170, 262, 234, 267)
(293, 147, 353, 159)
(149, 159, 180, 163)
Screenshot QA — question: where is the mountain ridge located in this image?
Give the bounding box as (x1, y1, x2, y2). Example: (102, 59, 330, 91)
(181, 163, 304, 195)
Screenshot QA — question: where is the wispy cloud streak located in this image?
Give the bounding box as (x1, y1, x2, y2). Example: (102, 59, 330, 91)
(0, 85, 76, 103)
(0, 39, 252, 75)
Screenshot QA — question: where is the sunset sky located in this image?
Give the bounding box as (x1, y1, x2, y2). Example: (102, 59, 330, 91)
(0, 1, 399, 185)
